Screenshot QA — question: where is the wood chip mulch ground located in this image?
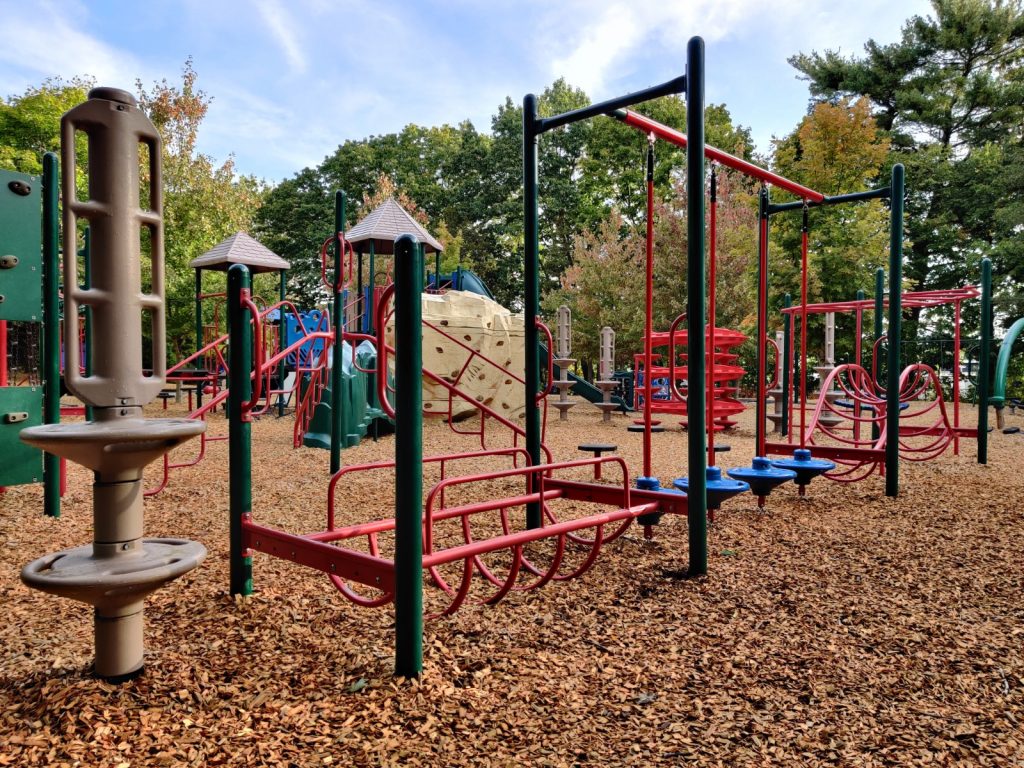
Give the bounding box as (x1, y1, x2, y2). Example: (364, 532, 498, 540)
(1, 398, 1022, 767)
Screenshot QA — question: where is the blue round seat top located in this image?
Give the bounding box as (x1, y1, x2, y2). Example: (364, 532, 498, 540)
(673, 466, 749, 509)
(727, 456, 796, 496)
(770, 448, 835, 485)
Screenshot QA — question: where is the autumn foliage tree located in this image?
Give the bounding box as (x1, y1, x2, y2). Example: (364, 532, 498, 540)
(135, 60, 266, 358)
(547, 169, 758, 376)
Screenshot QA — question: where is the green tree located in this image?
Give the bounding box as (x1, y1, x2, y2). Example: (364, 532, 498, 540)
(771, 98, 892, 300)
(547, 170, 758, 376)
(789, 0, 1024, 330)
(0, 77, 92, 175)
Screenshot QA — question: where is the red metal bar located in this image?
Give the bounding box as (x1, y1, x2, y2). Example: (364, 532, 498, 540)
(420, 504, 656, 569)
(953, 299, 962, 455)
(707, 168, 717, 465)
(643, 136, 655, 478)
(326, 447, 532, 531)
(854, 306, 863, 442)
(619, 110, 825, 202)
(544, 477, 688, 516)
(764, 440, 885, 463)
(757, 190, 769, 457)
(780, 286, 982, 316)
(243, 519, 395, 591)
(799, 209, 809, 448)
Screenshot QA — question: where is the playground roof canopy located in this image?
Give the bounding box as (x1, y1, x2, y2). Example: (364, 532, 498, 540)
(346, 198, 443, 254)
(189, 232, 290, 273)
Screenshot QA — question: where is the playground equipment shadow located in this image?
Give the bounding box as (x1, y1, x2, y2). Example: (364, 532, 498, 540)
(0, 399, 1022, 766)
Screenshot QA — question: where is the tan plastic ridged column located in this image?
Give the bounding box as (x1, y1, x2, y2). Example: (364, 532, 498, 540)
(19, 87, 206, 683)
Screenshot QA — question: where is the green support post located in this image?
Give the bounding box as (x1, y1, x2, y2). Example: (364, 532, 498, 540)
(195, 268, 203, 357)
(885, 164, 904, 497)
(978, 258, 992, 465)
(755, 187, 768, 455)
(782, 293, 791, 436)
(873, 267, 885, 441)
(277, 270, 286, 418)
(357, 249, 364, 331)
(393, 234, 423, 678)
(330, 191, 346, 474)
(228, 264, 253, 596)
(523, 93, 542, 530)
(82, 228, 94, 422)
(42, 153, 60, 519)
(686, 37, 708, 575)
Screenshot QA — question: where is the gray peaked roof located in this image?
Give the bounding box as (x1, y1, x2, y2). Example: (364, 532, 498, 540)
(346, 198, 443, 254)
(189, 232, 290, 273)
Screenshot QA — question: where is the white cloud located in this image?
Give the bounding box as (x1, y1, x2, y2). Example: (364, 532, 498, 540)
(254, 0, 308, 74)
(548, 0, 770, 95)
(0, 0, 140, 88)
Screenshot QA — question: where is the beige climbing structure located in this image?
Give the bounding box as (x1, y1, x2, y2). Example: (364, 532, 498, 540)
(420, 290, 526, 421)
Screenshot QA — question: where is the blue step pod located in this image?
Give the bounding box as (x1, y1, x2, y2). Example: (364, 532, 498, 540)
(770, 448, 835, 496)
(727, 456, 796, 505)
(634, 475, 675, 530)
(673, 466, 749, 512)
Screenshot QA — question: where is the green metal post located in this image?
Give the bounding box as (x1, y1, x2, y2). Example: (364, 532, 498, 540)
(228, 264, 253, 596)
(873, 267, 885, 441)
(885, 164, 904, 497)
(195, 268, 203, 356)
(755, 187, 768, 455)
(277, 270, 286, 418)
(978, 258, 992, 464)
(782, 293, 791, 436)
(330, 191, 346, 474)
(41, 153, 60, 519)
(82, 228, 94, 422)
(357, 249, 364, 332)
(523, 93, 542, 530)
(368, 242, 376, 335)
(434, 250, 441, 290)
(393, 234, 423, 678)
(686, 37, 707, 575)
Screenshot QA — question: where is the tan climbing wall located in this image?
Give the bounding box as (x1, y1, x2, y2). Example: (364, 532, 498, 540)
(420, 291, 526, 421)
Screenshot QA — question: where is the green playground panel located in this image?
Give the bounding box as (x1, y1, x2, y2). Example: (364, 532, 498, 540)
(0, 169, 42, 322)
(0, 386, 43, 486)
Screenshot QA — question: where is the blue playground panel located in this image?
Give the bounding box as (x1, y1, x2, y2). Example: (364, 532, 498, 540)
(283, 309, 328, 365)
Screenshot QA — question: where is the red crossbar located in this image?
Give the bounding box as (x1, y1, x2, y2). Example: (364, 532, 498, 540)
(243, 520, 395, 591)
(420, 503, 658, 568)
(619, 110, 825, 202)
(764, 441, 885, 463)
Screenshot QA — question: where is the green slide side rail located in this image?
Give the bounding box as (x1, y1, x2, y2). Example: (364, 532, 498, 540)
(991, 317, 1024, 407)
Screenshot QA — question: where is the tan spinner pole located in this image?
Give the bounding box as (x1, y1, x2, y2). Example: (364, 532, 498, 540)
(19, 88, 206, 683)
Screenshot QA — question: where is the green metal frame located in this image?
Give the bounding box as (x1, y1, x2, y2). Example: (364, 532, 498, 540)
(0, 159, 59, 511)
(42, 154, 60, 517)
(991, 316, 1024, 410)
(228, 264, 254, 597)
(0, 168, 43, 322)
(977, 258, 992, 465)
(393, 234, 424, 677)
(330, 191, 346, 474)
(885, 164, 904, 497)
(522, 44, 700, 571)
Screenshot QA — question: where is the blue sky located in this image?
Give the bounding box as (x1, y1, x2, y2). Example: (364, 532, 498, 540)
(0, 0, 934, 183)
